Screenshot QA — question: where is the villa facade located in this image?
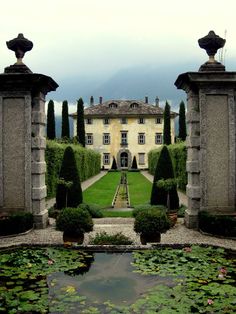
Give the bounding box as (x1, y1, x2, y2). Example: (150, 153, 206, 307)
(70, 98, 177, 169)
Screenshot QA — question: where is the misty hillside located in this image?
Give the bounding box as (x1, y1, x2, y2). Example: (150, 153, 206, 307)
(51, 63, 193, 107)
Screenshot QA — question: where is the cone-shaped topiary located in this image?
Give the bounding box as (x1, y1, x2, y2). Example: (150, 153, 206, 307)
(150, 146, 179, 209)
(131, 156, 138, 169)
(56, 146, 83, 209)
(111, 156, 117, 170)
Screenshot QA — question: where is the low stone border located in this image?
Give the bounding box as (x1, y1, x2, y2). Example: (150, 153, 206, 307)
(0, 242, 235, 255)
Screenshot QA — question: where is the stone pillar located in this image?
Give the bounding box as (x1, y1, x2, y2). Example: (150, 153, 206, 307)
(175, 31, 236, 229)
(0, 34, 58, 228)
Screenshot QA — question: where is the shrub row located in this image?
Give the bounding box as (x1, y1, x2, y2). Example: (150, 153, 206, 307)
(148, 142, 187, 191)
(45, 140, 101, 198)
(199, 211, 236, 237)
(0, 212, 33, 236)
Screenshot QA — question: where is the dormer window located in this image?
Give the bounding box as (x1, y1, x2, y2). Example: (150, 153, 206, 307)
(130, 103, 139, 108)
(109, 103, 118, 108)
(138, 117, 145, 124)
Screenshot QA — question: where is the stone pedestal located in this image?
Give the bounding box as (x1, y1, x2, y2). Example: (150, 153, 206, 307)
(0, 73, 58, 228)
(175, 71, 236, 228)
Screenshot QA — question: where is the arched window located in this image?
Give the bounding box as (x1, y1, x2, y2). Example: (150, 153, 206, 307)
(109, 102, 118, 108)
(130, 103, 139, 108)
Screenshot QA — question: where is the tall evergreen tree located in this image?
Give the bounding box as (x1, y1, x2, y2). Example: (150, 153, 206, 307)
(77, 98, 86, 147)
(46, 100, 56, 139)
(178, 101, 187, 141)
(56, 146, 83, 209)
(61, 100, 70, 138)
(150, 146, 179, 209)
(163, 101, 171, 145)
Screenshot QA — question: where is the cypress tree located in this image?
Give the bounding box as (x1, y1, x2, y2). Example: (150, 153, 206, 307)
(111, 157, 117, 170)
(131, 156, 138, 169)
(46, 100, 56, 139)
(150, 146, 179, 209)
(163, 101, 171, 145)
(178, 101, 187, 141)
(56, 146, 83, 209)
(77, 98, 86, 147)
(61, 100, 70, 138)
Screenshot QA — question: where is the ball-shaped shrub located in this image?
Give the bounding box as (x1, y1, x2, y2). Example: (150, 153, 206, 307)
(56, 207, 93, 236)
(134, 208, 170, 236)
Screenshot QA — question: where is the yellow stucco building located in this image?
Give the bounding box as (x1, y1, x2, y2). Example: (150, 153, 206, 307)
(71, 98, 177, 169)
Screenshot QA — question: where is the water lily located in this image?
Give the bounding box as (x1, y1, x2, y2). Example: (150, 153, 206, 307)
(207, 299, 214, 305)
(219, 267, 227, 274)
(183, 247, 192, 252)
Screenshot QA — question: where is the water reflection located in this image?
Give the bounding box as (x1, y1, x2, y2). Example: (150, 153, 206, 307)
(49, 253, 173, 305)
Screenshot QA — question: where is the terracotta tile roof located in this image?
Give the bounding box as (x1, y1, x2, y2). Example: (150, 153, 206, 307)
(70, 99, 178, 118)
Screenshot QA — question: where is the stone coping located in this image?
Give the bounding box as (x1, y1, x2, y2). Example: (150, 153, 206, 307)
(0, 243, 235, 255)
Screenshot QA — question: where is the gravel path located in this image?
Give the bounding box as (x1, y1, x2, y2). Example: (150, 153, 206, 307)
(0, 218, 235, 250)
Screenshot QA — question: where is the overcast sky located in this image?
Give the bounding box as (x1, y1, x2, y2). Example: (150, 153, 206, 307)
(1, 0, 236, 113)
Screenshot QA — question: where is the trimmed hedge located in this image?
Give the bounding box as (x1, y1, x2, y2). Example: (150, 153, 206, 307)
(148, 142, 187, 191)
(0, 212, 33, 236)
(45, 140, 101, 198)
(199, 211, 236, 237)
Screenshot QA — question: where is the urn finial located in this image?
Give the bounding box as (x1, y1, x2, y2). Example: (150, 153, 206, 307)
(198, 31, 225, 71)
(6, 33, 33, 65)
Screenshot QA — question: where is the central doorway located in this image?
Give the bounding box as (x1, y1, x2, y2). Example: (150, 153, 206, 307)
(120, 152, 128, 168)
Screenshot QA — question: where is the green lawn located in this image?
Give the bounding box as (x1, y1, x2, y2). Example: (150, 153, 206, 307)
(101, 210, 133, 217)
(127, 172, 152, 206)
(83, 171, 152, 209)
(83, 172, 121, 208)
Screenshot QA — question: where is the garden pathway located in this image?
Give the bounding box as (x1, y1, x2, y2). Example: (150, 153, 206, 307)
(0, 217, 235, 250)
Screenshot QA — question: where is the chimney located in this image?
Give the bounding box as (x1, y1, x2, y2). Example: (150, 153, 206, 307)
(145, 96, 148, 104)
(99, 96, 103, 105)
(90, 96, 94, 106)
(155, 96, 159, 107)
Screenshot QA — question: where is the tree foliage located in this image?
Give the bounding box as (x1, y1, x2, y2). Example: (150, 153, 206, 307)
(150, 146, 179, 209)
(77, 98, 86, 147)
(46, 100, 56, 139)
(61, 100, 70, 138)
(56, 146, 83, 209)
(163, 101, 171, 145)
(178, 101, 187, 141)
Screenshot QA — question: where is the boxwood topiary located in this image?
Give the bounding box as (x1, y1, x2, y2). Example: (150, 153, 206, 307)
(56, 146, 83, 209)
(56, 207, 93, 236)
(150, 145, 179, 209)
(134, 208, 170, 236)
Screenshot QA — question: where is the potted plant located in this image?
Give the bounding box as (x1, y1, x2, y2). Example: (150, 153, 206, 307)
(156, 178, 178, 226)
(56, 207, 93, 244)
(134, 208, 170, 244)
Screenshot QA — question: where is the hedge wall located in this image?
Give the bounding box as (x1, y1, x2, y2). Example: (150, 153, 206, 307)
(148, 142, 187, 191)
(45, 140, 101, 198)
